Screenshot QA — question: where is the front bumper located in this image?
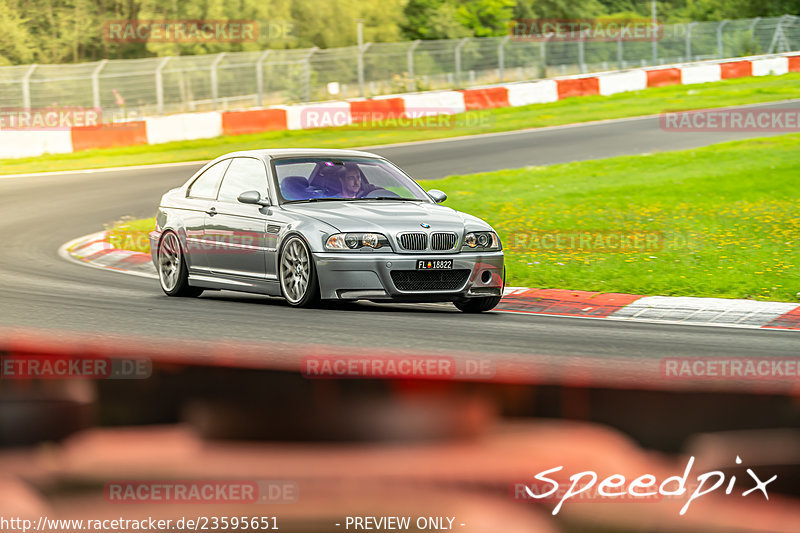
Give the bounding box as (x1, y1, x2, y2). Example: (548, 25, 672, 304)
(313, 250, 504, 301)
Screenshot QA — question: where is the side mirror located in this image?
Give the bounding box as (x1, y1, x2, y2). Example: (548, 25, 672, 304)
(427, 189, 447, 204)
(238, 190, 270, 206)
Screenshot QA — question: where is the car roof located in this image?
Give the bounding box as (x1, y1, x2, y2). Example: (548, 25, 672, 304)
(183, 148, 388, 189)
(217, 148, 383, 160)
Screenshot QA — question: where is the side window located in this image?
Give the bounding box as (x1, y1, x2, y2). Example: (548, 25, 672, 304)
(217, 157, 268, 204)
(187, 160, 230, 199)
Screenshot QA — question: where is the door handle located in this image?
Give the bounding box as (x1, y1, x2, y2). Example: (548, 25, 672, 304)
(206, 207, 217, 216)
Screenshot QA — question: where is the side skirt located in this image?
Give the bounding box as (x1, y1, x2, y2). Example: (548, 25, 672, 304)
(188, 272, 282, 296)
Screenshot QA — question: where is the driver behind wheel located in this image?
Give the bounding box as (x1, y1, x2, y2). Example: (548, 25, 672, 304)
(338, 166, 362, 198)
(338, 164, 379, 198)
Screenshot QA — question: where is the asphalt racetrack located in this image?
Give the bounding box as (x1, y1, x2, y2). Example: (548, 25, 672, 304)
(1, 104, 798, 386)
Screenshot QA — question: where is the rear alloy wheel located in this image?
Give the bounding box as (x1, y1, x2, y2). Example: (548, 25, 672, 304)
(279, 236, 320, 308)
(158, 231, 203, 297)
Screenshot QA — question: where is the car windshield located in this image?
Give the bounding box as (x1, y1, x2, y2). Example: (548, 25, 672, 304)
(274, 157, 431, 203)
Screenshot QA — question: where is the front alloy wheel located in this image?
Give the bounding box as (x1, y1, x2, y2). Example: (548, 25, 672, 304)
(279, 236, 320, 307)
(158, 231, 202, 297)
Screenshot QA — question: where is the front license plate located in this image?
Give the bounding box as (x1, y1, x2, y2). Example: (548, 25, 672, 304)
(416, 259, 453, 270)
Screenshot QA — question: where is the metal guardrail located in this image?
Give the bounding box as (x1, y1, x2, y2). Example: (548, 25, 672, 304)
(0, 15, 797, 119)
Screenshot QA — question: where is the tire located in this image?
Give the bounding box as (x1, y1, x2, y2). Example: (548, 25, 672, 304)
(279, 236, 320, 308)
(454, 268, 504, 313)
(157, 231, 203, 297)
(454, 295, 502, 313)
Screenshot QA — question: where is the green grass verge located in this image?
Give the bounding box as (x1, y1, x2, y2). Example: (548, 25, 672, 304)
(4, 72, 800, 176)
(108, 133, 800, 302)
(105, 217, 157, 253)
(424, 134, 800, 302)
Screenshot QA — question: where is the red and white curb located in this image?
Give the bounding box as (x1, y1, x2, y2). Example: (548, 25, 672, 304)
(501, 288, 800, 330)
(58, 231, 156, 279)
(60, 231, 800, 330)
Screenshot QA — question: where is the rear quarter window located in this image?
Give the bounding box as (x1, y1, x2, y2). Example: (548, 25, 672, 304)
(187, 159, 231, 199)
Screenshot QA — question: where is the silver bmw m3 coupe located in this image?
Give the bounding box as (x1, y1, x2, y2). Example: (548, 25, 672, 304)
(150, 149, 505, 312)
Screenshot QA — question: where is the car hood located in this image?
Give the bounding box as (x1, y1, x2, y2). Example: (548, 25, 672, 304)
(282, 201, 487, 234)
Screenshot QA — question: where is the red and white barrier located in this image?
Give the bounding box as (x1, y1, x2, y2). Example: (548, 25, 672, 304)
(751, 56, 789, 76)
(506, 80, 559, 106)
(4, 52, 800, 159)
(646, 67, 682, 87)
(144, 112, 223, 145)
(397, 91, 467, 116)
(680, 64, 721, 85)
(71, 121, 148, 151)
(721, 61, 752, 78)
(0, 130, 73, 159)
(461, 87, 510, 110)
(221, 108, 287, 136)
(598, 70, 647, 96)
(556, 76, 600, 98)
(350, 97, 406, 121)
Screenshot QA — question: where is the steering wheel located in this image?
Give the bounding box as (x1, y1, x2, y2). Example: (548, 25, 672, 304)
(362, 187, 400, 198)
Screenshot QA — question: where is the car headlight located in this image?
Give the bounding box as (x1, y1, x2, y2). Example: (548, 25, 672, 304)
(325, 232, 390, 250)
(462, 231, 500, 251)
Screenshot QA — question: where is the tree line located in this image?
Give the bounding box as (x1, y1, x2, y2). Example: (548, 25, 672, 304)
(0, 0, 797, 66)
